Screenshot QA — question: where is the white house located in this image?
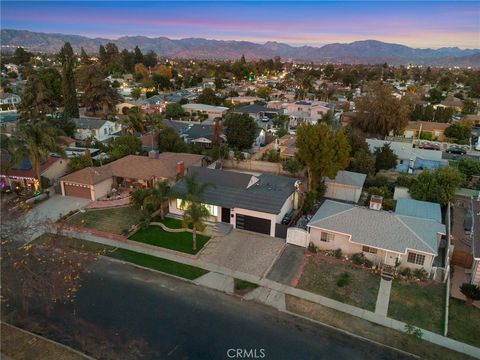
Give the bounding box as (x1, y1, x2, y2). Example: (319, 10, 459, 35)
(73, 117, 122, 143)
(182, 103, 229, 120)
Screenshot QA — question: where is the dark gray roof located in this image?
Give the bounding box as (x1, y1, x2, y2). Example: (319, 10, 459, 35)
(74, 117, 108, 129)
(163, 120, 216, 141)
(234, 104, 278, 114)
(308, 199, 445, 255)
(172, 167, 296, 214)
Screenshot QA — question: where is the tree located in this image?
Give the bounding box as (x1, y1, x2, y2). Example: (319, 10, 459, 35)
(349, 148, 376, 175)
(460, 283, 480, 306)
(59, 42, 80, 118)
(158, 127, 188, 153)
(143, 181, 171, 219)
(214, 77, 224, 90)
(123, 107, 146, 134)
(68, 155, 92, 172)
(197, 88, 221, 106)
(134, 63, 149, 81)
(422, 104, 435, 121)
(80, 47, 91, 65)
(224, 113, 257, 150)
(152, 73, 172, 91)
(458, 158, 480, 177)
(131, 87, 142, 100)
(133, 46, 144, 65)
(109, 134, 141, 159)
(374, 144, 398, 172)
(428, 87, 444, 104)
(444, 123, 471, 142)
(256, 86, 271, 100)
(165, 103, 186, 119)
(410, 167, 464, 205)
(180, 175, 212, 251)
(282, 158, 304, 176)
(353, 81, 409, 136)
(18, 72, 55, 122)
(462, 99, 477, 115)
(38, 68, 63, 106)
(16, 121, 66, 190)
(296, 122, 350, 191)
(319, 111, 335, 126)
(76, 63, 120, 115)
(49, 113, 76, 137)
(13, 47, 32, 65)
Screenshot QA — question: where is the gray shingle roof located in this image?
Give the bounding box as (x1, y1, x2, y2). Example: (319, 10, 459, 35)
(74, 117, 108, 129)
(308, 199, 445, 255)
(172, 167, 296, 214)
(325, 170, 366, 188)
(395, 198, 442, 223)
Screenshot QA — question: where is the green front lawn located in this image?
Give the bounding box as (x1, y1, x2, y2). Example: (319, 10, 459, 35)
(129, 226, 210, 255)
(64, 206, 144, 234)
(108, 249, 208, 280)
(448, 298, 480, 347)
(297, 256, 380, 311)
(151, 216, 191, 230)
(388, 280, 445, 334)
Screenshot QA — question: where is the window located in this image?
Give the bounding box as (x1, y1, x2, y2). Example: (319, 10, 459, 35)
(407, 252, 425, 266)
(362, 246, 378, 254)
(104, 128, 108, 135)
(320, 232, 334, 242)
(176, 199, 217, 216)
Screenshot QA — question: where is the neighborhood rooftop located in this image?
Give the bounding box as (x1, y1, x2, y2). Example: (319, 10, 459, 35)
(172, 167, 297, 214)
(308, 199, 446, 255)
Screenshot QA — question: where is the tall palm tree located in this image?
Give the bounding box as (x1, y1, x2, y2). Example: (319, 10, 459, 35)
(123, 107, 145, 134)
(180, 174, 213, 251)
(16, 121, 66, 190)
(143, 180, 171, 219)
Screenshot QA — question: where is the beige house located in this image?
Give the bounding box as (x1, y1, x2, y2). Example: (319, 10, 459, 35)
(307, 198, 446, 275)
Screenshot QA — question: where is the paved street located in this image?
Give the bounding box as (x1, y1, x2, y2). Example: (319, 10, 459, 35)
(68, 259, 413, 360)
(267, 244, 305, 285)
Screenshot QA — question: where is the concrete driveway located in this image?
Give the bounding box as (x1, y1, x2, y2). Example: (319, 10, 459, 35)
(267, 244, 305, 285)
(199, 229, 285, 277)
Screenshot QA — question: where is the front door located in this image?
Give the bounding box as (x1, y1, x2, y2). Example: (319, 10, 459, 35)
(384, 253, 398, 267)
(221, 207, 231, 223)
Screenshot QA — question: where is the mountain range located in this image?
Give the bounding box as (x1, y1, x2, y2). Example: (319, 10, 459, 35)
(1, 29, 479, 67)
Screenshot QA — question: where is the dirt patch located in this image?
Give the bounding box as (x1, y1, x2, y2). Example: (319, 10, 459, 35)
(286, 296, 474, 360)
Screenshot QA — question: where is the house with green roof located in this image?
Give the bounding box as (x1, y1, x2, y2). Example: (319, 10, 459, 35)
(306, 198, 447, 276)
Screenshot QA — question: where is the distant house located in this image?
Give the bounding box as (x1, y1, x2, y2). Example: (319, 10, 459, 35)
(182, 104, 229, 120)
(276, 134, 297, 158)
(404, 121, 450, 141)
(307, 198, 446, 275)
(284, 100, 330, 127)
(324, 170, 367, 203)
(170, 167, 298, 237)
(73, 117, 122, 143)
(227, 96, 262, 106)
(234, 104, 278, 122)
(0, 92, 21, 107)
(440, 96, 463, 111)
(60, 152, 204, 200)
(163, 120, 226, 148)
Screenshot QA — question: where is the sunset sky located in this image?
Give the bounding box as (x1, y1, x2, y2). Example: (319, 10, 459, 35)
(2, 1, 479, 49)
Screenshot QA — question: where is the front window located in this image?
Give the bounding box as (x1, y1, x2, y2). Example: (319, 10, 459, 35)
(407, 252, 425, 266)
(362, 246, 378, 254)
(176, 199, 217, 216)
(320, 232, 334, 242)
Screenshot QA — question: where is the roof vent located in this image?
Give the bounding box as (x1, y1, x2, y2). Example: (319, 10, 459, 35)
(369, 195, 383, 211)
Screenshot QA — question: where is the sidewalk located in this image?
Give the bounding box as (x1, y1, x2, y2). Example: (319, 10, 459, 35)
(375, 278, 392, 316)
(58, 227, 480, 359)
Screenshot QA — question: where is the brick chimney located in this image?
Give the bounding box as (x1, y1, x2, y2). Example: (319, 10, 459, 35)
(176, 161, 185, 176)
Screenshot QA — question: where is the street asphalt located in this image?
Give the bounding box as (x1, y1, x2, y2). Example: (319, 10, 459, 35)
(67, 259, 414, 360)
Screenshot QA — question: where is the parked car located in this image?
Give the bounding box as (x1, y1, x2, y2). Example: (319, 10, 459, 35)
(419, 144, 441, 151)
(446, 147, 467, 155)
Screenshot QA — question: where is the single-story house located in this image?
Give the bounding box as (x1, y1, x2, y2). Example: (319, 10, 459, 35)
(307, 198, 446, 275)
(73, 117, 123, 143)
(182, 104, 229, 120)
(324, 170, 366, 203)
(170, 167, 298, 237)
(234, 104, 279, 122)
(60, 152, 204, 200)
(276, 134, 297, 158)
(163, 120, 226, 148)
(404, 121, 450, 141)
(1, 154, 69, 191)
(0, 92, 21, 107)
(227, 96, 262, 106)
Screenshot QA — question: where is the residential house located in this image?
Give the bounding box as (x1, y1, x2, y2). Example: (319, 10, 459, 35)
(324, 170, 366, 203)
(182, 104, 229, 121)
(284, 100, 330, 127)
(170, 167, 298, 237)
(226, 96, 262, 106)
(60, 152, 204, 200)
(307, 198, 446, 275)
(276, 134, 297, 158)
(0, 92, 21, 107)
(73, 117, 123, 143)
(440, 96, 463, 112)
(1, 154, 69, 191)
(163, 120, 226, 148)
(404, 121, 450, 141)
(234, 104, 278, 122)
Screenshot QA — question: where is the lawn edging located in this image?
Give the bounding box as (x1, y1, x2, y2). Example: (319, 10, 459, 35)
(150, 221, 209, 236)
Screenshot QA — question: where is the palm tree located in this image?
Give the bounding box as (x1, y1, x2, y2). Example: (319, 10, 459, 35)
(143, 180, 171, 219)
(123, 107, 145, 134)
(180, 174, 213, 251)
(460, 283, 480, 306)
(16, 121, 66, 190)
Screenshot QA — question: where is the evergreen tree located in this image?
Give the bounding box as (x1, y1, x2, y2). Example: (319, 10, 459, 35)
(134, 46, 144, 65)
(59, 42, 79, 118)
(80, 47, 91, 65)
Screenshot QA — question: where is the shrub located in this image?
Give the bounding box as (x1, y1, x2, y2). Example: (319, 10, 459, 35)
(405, 324, 423, 339)
(364, 259, 373, 268)
(460, 283, 480, 305)
(351, 252, 365, 265)
(400, 268, 412, 278)
(234, 279, 258, 291)
(307, 242, 317, 254)
(302, 191, 316, 213)
(413, 268, 428, 280)
(336, 272, 352, 287)
(382, 198, 396, 211)
(334, 248, 342, 259)
(40, 176, 51, 189)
